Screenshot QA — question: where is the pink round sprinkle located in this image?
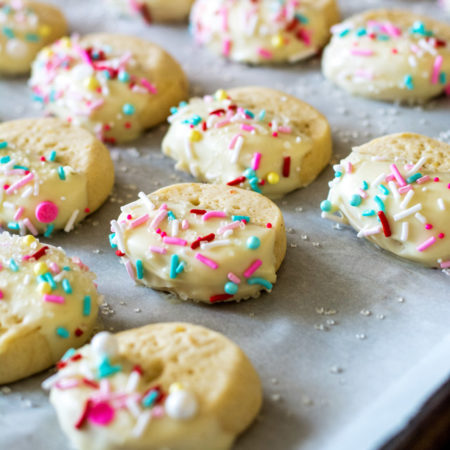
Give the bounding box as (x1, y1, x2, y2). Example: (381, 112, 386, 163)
(425, 224, 432, 230)
(266, 223, 272, 229)
(434, 177, 440, 182)
(87, 401, 115, 426)
(127, 214, 132, 220)
(439, 233, 445, 239)
(0, 290, 3, 299)
(35, 201, 58, 223)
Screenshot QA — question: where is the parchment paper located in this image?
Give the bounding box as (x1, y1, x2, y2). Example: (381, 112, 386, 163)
(0, 1, 449, 449)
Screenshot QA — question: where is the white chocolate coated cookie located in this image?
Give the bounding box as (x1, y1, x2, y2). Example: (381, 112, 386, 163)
(107, 0, 195, 23)
(110, 183, 286, 303)
(321, 133, 450, 268)
(0, 0, 67, 75)
(0, 233, 99, 384)
(163, 87, 332, 198)
(322, 9, 450, 103)
(30, 33, 189, 144)
(0, 118, 114, 236)
(47, 323, 262, 450)
(190, 0, 340, 64)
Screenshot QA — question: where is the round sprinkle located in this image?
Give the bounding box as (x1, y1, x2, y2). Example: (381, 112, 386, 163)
(122, 103, 135, 115)
(87, 401, 115, 426)
(224, 282, 239, 295)
(35, 201, 58, 223)
(266, 223, 272, 228)
(425, 224, 432, 230)
(439, 233, 445, 239)
(350, 194, 362, 207)
(118, 71, 130, 82)
(320, 200, 333, 212)
(247, 236, 261, 250)
(267, 172, 280, 184)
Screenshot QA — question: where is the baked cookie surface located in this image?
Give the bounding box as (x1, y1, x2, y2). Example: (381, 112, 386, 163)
(322, 9, 450, 103)
(47, 323, 262, 450)
(163, 87, 332, 198)
(110, 183, 286, 303)
(321, 133, 450, 268)
(0, 233, 99, 384)
(190, 0, 340, 64)
(0, 118, 114, 236)
(0, 0, 67, 75)
(30, 33, 188, 143)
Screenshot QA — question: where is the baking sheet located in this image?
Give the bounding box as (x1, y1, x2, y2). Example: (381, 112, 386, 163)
(0, 0, 449, 449)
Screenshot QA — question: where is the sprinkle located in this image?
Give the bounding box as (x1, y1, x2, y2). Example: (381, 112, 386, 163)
(227, 176, 246, 186)
(5, 172, 34, 194)
(357, 226, 382, 237)
(374, 195, 385, 212)
(217, 221, 241, 234)
(406, 157, 427, 175)
(75, 400, 92, 429)
(0, 141, 8, 149)
(129, 214, 149, 229)
(203, 211, 227, 221)
(131, 410, 152, 437)
(415, 212, 426, 224)
(431, 55, 443, 84)
(247, 277, 273, 290)
(150, 246, 167, 254)
(83, 296, 91, 316)
(350, 194, 362, 207)
(362, 209, 376, 217)
(377, 211, 392, 237)
(417, 236, 436, 252)
(111, 221, 125, 252)
(123, 104, 135, 115)
(404, 75, 414, 90)
(390, 164, 407, 187)
(437, 198, 445, 210)
(140, 78, 157, 94)
(210, 294, 233, 303)
(388, 181, 400, 200)
(351, 48, 374, 56)
(231, 135, 244, 163)
(416, 175, 430, 185)
(62, 279, 72, 294)
(394, 203, 422, 221)
(258, 48, 273, 59)
(191, 233, 215, 250)
(244, 259, 262, 278)
(232, 215, 250, 223)
(138, 192, 155, 211)
(195, 254, 218, 269)
(406, 173, 422, 184)
(400, 190, 414, 209)
(440, 261, 450, 269)
(136, 260, 144, 280)
(282, 157, 291, 177)
(170, 255, 179, 279)
(228, 273, 241, 284)
(57, 166, 66, 180)
(247, 236, 261, 250)
(251, 152, 262, 171)
(398, 185, 412, 195)
(64, 209, 79, 232)
(190, 209, 206, 215)
(9, 258, 19, 272)
(320, 200, 333, 212)
(44, 294, 65, 304)
(124, 260, 135, 280)
(224, 282, 239, 295)
(148, 210, 168, 230)
(56, 327, 70, 338)
(372, 173, 386, 187)
(400, 222, 409, 242)
(163, 237, 187, 246)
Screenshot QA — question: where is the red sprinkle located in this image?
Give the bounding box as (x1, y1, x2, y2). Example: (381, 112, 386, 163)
(82, 378, 100, 389)
(138, 3, 152, 23)
(377, 211, 392, 237)
(75, 400, 92, 429)
(132, 364, 144, 375)
(29, 246, 49, 261)
(115, 250, 125, 257)
(202, 122, 207, 131)
(190, 209, 207, 215)
(75, 328, 84, 337)
(191, 233, 215, 250)
(227, 176, 246, 186)
(439, 233, 445, 239)
(84, 208, 91, 213)
(282, 156, 291, 177)
(209, 108, 226, 116)
(40, 156, 46, 161)
(210, 294, 234, 303)
(266, 223, 272, 228)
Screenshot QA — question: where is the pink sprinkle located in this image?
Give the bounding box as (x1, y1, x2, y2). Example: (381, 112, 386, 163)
(431, 55, 443, 85)
(181, 219, 189, 230)
(227, 272, 241, 284)
(354, 69, 374, 80)
(398, 185, 412, 195)
(87, 402, 115, 426)
(358, 188, 368, 199)
(148, 210, 168, 230)
(222, 38, 231, 56)
(278, 126, 292, 134)
(416, 175, 431, 185)
(257, 48, 273, 59)
(203, 211, 227, 221)
(297, 28, 311, 45)
(44, 294, 65, 304)
(251, 152, 262, 171)
(140, 78, 157, 94)
(195, 253, 218, 269)
(384, 23, 402, 37)
(6, 172, 34, 194)
(215, 119, 231, 128)
(445, 84, 450, 96)
(55, 379, 81, 390)
(217, 221, 242, 234)
(244, 259, 262, 278)
(440, 260, 450, 269)
(150, 246, 167, 255)
(163, 237, 187, 246)
(241, 124, 255, 132)
(49, 262, 61, 274)
(390, 164, 406, 187)
(74, 43, 93, 66)
(125, 260, 135, 280)
(13, 207, 24, 221)
(385, 174, 395, 182)
(229, 134, 243, 150)
(0, 290, 3, 300)
(346, 162, 353, 173)
(351, 48, 374, 56)
(416, 236, 436, 252)
(425, 224, 433, 230)
(152, 405, 165, 418)
(129, 214, 149, 229)
(159, 203, 168, 211)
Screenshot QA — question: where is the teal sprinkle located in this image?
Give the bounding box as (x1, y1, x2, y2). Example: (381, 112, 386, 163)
(0, 141, 8, 149)
(247, 236, 261, 250)
(7, 222, 20, 230)
(48, 151, 56, 162)
(225, 282, 239, 295)
(142, 390, 159, 408)
(9, 258, 19, 272)
(49, 90, 57, 102)
(249, 177, 262, 193)
(243, 168, 257, 179)
(378, 184, 390, 195)
(232, 215, 250, 223)
(362, 209, 376, 217)
(44, 272, 57, 289)
(44, 224, 54, 237)
(167, 211, 176, 221)
(244, 109, 255, 118)
(362, 180, 369, 190)
(170, 106, 178, 114)
(32, 93, 45, 103)
(63, 266, 71, 271)
(335, 171, 342, 178)
(13, 165, 29, 170)
(350, 194, 362, 207)
(184, 114, 201, 126)
(136, 259, 144, 280)
(56, 327, 70, 339)
(98, 355, 122, 378)
(258, 110, 266, 121)
(122, 103, 135, 115)
(25, 33, 39, 42)
(2, 26, 14, 38)
(83, 295, 91, 316)
(377, 34, 390, 41)
(295, 13, 309, 24)
(58, 166, 65, 180)
(103, 70, 111, 79)
(170, 254, 179, 279)
(62, 279, 72, 294)
(176, 261, 185, 274)
(0, 156, 10, 163)
(339, 28, 350, 37)
(109, 233, 117, 249)
(247, 277, 273, 291)
(118, 71, 130, 82)
(355, 28, 367, 37)
(439, 73, 447, 85)
(37, 275, 47, 283)
(406, 173, 422, 183)
(320, 200, 333, 212)
(410, 21, 433, 37)
(404, 75, 414, 90)
(374, 195, 385, 212)
(61, 348, 76, 361)
(179, 101, 188, 108)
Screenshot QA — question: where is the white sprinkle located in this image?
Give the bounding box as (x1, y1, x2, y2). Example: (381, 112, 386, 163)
(3, 201, 14, 209)
(372, 172, 386, 187)
(400, 222, 409, 242)
(231, 136, 244, 164)
(138, 192, 155, 211)
(388, 181, 400, 200)
(171, 219, 179, 237)
(131, 410, 152, 437)
(126, 397, 141, 418)
(21, 186, 33, 198)
(415, 212, 426, 224)
(393, 203, 422, 221)
(111, 220, 125, 252)
(125, 371, 140, 393)
(406, 156, 427, 175)
(408, 55, 417, 67)
(400, 190, 414, 209)
(64, 209, 79, 232)
(357, 225, 382, 238)
(184, 137, 193, 159)
(321, 211, 347, 224)
(200, 239, 231, 250)
(437, 198, 445, 210)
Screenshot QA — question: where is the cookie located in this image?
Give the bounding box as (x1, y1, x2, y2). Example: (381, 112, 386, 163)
(30, 33, 189, 144)
(0, 233, 99, 384)
(0, 0, 67, 75)
(0, 118, 114, 236)
(322, 9, 450, 103)
(110, 183, 286, 303)
(163, 87, 332, 198)
(107, 0, 195, 23)
(321, 133, 450, 268)
(190, 0, 340, 64)
(45, 323, 262, 450)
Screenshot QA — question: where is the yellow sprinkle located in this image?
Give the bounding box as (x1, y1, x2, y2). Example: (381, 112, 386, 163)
(23, 235, 36, 246)
(38, 282, 52, 295)
(189, 130, 202, 142)
(175, 325, 186, 332)
(215, 89, 228, 101)
(34, 262, 48, 276)
(38, 25, 51, 37)
(271, 34, 284, 48)
(169, 382, 184, 393)
(84, 76, 100, 91)
(267, 172, 280, 184)
(42, 48, 53, 58)
(60, 37, 72, 48)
